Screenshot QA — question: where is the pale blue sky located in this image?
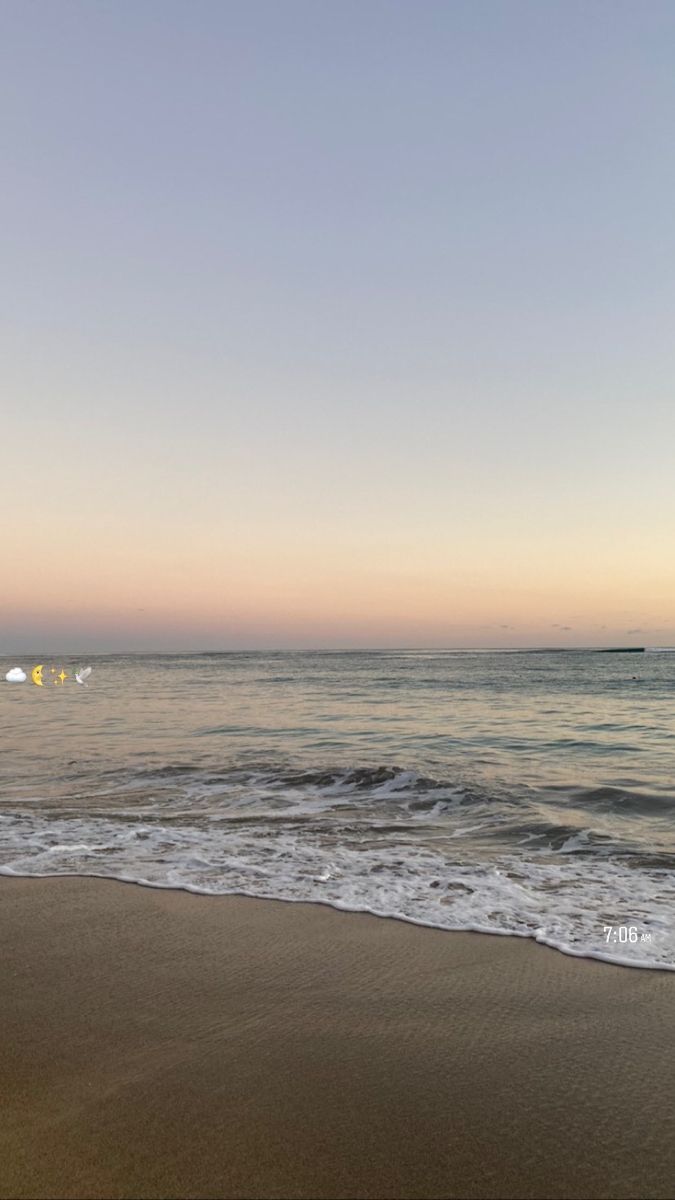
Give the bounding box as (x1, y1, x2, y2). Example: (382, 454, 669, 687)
(2, 1, 675, 650)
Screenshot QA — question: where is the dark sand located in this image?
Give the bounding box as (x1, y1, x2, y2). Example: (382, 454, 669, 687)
(1, 878, 674, 1200)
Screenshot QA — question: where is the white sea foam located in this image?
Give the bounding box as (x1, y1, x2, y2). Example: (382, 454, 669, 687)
(1, 794, 674, 970)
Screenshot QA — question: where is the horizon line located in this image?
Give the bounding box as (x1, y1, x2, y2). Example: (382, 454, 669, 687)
(2, 645, 669, 657)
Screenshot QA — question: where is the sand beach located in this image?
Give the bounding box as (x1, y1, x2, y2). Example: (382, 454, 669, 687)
(1, 876, 674, 1199)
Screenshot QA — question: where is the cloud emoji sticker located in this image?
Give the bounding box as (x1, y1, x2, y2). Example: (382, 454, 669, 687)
(5, 667, 27, 683)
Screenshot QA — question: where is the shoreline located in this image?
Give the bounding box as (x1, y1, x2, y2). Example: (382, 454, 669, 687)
(2, 875, 675, 1199)
(1, 869, 668, 973)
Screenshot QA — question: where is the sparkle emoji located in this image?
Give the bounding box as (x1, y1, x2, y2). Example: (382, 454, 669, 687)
(31, 664, 44, 687)
(51, 667, 68, 685)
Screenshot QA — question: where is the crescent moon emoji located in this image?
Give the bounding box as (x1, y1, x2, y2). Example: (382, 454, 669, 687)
(31, 664, 44, 687)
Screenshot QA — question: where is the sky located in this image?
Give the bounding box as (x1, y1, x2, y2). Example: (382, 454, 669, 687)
(2, 0, 675, 651)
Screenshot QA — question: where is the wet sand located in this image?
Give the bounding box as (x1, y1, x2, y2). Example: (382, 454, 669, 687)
(1, 876, 674, 1199)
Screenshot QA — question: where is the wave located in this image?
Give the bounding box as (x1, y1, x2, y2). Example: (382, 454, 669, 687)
(2, 762, 675, 970)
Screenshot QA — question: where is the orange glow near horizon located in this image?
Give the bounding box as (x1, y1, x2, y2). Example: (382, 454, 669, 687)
(4, 508, 674, 650)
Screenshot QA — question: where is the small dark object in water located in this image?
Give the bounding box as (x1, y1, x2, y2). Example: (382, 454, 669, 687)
(430, 880, 440, 888)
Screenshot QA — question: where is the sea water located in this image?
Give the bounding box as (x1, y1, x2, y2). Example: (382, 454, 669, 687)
(2, 649, 674, 969)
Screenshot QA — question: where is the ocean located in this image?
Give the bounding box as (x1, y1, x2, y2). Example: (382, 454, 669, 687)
(2, 649, 674, 969)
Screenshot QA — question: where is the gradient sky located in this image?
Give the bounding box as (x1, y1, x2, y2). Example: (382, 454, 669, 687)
(2, 0, 675, 651)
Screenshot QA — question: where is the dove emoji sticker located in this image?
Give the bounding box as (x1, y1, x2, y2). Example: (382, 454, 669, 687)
(75, 667, 93, 686)
(5, 667, 27, 683)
